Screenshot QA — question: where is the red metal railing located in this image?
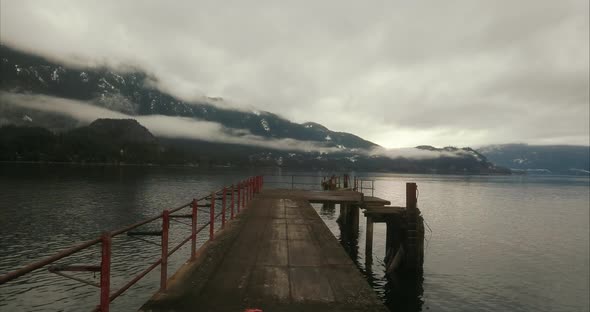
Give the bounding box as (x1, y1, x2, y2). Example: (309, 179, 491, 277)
(0, 175, 264, 312)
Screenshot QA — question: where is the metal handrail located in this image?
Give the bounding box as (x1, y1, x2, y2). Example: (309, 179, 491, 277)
(358, 179, 375, 197)
(0, 175, 265, 312)
(263, 174, 374, 194)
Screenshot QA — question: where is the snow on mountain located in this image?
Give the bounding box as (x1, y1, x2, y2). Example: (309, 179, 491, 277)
(261, 119, 270, 132)
(80, 72, 89, 82)
(0, 43, 378, 150)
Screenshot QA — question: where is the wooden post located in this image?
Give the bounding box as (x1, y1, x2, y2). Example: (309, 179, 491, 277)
(351, 205, 359, 236)
(406, 183, 417, 209)
(385, 221, 393, 263)
(365, 216, 373, 265)
(405, 182, 419, 271)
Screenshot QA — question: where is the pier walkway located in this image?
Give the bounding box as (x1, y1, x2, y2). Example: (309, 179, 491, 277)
(141, 189, 388, 312)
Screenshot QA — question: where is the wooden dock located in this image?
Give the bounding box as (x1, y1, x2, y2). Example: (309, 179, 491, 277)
(141, 189, 389, 312)
(0, 175, 423, 312)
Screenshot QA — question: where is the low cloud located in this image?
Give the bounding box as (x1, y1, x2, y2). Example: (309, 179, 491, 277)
(1, 0, 587, 148)
(367, 146, 468, 160)
(0, 92, 339, 153)
(1, 92, 127, 121)
(1, 92, 473, 160)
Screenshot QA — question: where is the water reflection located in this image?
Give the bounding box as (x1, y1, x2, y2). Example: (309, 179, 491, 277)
(2, 167, 589, 312)
(383, 272, 425, 312)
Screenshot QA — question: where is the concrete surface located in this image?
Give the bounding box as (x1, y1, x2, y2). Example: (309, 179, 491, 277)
(141, 190, 388, 312)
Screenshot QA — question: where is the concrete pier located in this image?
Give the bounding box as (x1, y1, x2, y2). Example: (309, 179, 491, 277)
(141, 190, 388, 312)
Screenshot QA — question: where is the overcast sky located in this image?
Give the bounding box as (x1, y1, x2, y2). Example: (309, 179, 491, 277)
(1, 0, 588, 148)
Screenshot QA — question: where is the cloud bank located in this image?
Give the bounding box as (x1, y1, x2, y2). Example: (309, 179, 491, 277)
(368, 146, 467, 160)
(1, 0, 587, 148)
(1, 92, 475, 159)
(0, 92, 341, 153)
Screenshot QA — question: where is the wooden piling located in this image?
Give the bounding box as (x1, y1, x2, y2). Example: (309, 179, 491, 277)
(365, 216, 373, 265)
(404, 182, 423, 273)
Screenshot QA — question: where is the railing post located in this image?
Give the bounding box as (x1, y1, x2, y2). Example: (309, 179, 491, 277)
(246, 179, 249, 206)
(191, 199, 198, 260)
(237, 183, 241, 213)
(242, 181, 246, 208)
(160, 210, 169, 292)
(231, 184, 235, 219)
(210, 192, 215, 240)
(99, 232, 111, 312)
(222, 187, 226, 228)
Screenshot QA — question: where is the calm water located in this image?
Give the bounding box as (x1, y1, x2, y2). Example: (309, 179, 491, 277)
(0, 165, 588, 312)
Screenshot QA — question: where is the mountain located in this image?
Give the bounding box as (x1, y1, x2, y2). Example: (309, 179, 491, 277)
(478, 144, 590, 175)
(0, 119, 160, 163)
(0, 119, 508, 174)
(0, 44, 375, 150)
(412, 145, 509, 174)
(0, 44, 508, 173)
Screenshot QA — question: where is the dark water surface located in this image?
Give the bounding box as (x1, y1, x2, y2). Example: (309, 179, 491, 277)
(0, 164, 588, 312)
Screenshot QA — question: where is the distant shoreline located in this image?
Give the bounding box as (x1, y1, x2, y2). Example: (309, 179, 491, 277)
(0, 160, 517, 176)
(4, 161, 589, 177)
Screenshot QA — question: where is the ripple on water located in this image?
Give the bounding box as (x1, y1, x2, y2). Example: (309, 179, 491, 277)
(1, 168, 588, 312)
